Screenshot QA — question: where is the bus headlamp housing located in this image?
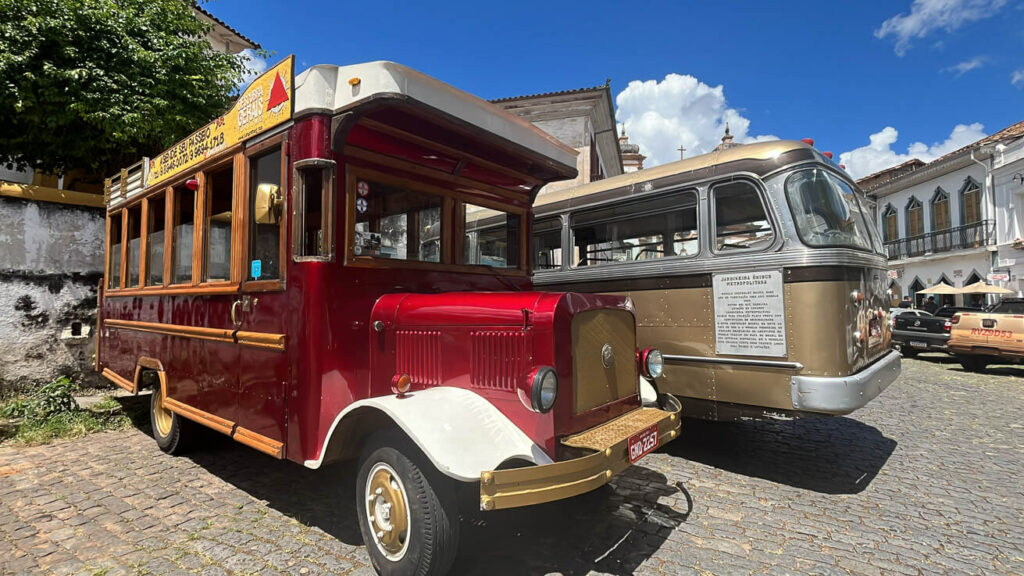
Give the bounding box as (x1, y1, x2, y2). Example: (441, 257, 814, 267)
(528, 367, 558, 413)
(640, 348, 664, 379)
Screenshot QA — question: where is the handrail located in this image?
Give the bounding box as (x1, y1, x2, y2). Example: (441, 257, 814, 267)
(883, 219, 995, 260)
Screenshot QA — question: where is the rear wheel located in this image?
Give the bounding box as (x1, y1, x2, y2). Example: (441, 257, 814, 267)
(356, 434, 459, 576)
(959, 356, 989, 372)
(899, 347, 918, 358)
(150, 384, 196, 454)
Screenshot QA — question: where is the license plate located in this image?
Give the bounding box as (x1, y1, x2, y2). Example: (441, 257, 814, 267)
(627, 424, 659, 463)
(910, 340, 928, 348)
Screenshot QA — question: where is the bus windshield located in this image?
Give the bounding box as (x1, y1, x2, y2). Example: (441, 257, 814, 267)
(785, 168, 882, 253)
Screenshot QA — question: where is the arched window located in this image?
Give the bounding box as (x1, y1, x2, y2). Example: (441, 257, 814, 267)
(936, 274, 955, 308)
(961, 178, 981, 225)
(931, 188, 950, 231)
(906, 197, 923, 237)
(882, 204, 898, 242)
(910, 277, 925, 308)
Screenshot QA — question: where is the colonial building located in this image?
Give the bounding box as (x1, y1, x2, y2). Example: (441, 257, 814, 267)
(0, 8, 257, 392)
(860, 120, 1024, 308)
(492, 83, 623, 197)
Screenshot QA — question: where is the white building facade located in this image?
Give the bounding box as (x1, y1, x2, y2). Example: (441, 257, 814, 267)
(862, 121, 1024, 308)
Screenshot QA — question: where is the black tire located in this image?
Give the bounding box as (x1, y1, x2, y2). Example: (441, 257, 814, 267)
(150, 385, 196, 454)
(356, 433, 459, 576)
(959, 356, 989, 372)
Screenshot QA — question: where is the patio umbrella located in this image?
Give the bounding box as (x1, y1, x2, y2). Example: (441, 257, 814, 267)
(918, 282, 961, 294)
(961, 281, 1015, 295)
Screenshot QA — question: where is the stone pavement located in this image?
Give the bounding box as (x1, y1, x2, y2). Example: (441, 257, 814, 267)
(1, 355, 1022, 575)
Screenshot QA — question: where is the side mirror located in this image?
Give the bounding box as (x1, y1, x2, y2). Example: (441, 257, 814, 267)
(254, 183, 282, 224)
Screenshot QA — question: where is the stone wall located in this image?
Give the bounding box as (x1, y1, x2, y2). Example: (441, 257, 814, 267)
(0, 197, 105, 393)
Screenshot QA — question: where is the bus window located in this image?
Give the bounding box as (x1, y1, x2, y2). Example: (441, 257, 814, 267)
(533, 217, 563, 270)
(126, 205, 142, 287)
(249, 149, 283, 280)
(784, 168, 878, 253)
(146, 194, 166, 286)
(172, 185, 196, 285)
(463, 203, 520, 269)
(571, 190, 699, 267)
(353, 179, 442, 262)
(712, 182, 774, 252)
(294, 159, 336, 260)
(205, 165, 234, 282)
(108, 212, 122, 289)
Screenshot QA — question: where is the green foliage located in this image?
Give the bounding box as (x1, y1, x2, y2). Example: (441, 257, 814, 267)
(0, 0, 252, 177)
(0, 379, 131, 444)
(0, 376, 78, 419)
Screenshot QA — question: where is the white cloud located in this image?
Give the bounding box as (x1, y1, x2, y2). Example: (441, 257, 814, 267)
(839, 123, 986, 179)
(942, 56, 986, 76)
(614, 73, 776, 168)
(875, 0, 1007, 56)
(238, 49, 268, 88)
(1012, 69, 1024, 88)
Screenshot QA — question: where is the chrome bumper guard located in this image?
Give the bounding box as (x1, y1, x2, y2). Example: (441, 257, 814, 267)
(479, 394, 682, 511)
(790, 349, 901, 415)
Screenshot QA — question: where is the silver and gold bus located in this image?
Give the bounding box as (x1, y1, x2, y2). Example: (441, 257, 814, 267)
(533, 140, 900, 420)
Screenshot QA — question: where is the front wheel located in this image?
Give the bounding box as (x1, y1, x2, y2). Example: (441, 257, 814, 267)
(356, 434, 459, 576)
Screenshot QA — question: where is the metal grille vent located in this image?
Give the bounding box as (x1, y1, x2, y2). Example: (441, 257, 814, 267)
(471, 330, 527, 391)
(395, 330, 442, 386)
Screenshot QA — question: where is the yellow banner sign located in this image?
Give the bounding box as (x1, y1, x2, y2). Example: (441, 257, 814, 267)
(147, 55, 294, 188)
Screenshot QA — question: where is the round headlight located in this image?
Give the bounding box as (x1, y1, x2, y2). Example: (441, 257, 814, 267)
(531, 367, 558, 413)
(644, 349, 664, 379)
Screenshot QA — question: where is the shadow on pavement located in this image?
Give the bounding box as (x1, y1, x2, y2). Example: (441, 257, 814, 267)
(664, 416, 896, 495)
(453, 466, 691, 575)
(120, 402, 692, 573)
(907, 353, 1024, 376)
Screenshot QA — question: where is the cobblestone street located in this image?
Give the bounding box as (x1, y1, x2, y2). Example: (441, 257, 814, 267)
(1, 356, 1022, 575)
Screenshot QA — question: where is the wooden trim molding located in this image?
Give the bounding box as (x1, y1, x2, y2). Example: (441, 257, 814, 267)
(233, 426, 284, 459)
(104, 318, 285, 351)
(101, 368, 135, 394)
(163, 397, 235, 436)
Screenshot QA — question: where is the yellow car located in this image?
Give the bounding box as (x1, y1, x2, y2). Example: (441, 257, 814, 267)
(948, 298, 1024, 371)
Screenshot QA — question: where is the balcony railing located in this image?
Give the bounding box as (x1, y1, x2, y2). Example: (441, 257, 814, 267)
(884, 219, 995, 260)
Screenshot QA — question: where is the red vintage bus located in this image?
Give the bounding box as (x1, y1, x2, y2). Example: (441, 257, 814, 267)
(97, 57, 682, 575)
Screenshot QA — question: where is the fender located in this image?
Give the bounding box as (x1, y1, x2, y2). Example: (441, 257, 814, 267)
(304, 387, 553, 481)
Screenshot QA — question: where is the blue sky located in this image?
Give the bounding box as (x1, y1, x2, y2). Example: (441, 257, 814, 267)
(209, 0, 1023, 178)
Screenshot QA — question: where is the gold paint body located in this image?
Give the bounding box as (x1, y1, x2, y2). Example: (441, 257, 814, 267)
(609, 272, 891, 413)
(571, 309, 638, 413)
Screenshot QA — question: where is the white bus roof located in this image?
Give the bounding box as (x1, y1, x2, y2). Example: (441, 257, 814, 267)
(295, 61, 578, 172)
(535, 140, 815, 207)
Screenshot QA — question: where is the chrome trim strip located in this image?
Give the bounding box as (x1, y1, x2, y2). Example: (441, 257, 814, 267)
(790, 350, 901, 415)
(534, 246, 887, 286)
(663, 354, 804, 371)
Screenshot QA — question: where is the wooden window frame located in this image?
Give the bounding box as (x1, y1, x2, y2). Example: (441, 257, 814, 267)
(344, 162, 528, 276)
(905, 197, 924, 238)
(198, 155, 239, 288)
(292, 158, 337, 263)
(242, 134, 288, 293)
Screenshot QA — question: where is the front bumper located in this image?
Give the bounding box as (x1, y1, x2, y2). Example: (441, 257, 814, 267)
(790, 349, 901, 415)
(479, 394, 682, 511)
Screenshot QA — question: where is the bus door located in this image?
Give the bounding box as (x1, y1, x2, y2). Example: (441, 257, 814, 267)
(233, 144, 290, 455)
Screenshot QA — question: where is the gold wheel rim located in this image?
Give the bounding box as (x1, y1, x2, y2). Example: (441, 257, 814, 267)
(365, 463, 410, 560)
(152, 386, 173, 438)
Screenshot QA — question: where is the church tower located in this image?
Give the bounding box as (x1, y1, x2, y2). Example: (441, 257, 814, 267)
(618, 125, 646, 172)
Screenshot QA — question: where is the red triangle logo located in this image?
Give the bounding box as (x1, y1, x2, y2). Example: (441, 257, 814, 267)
(266, 73, 289, 111)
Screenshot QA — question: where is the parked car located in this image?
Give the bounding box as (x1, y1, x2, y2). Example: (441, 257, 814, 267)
(891, 309, 948, 356)
(948, 299, 1024, 371)
(889, 308, 927, 329)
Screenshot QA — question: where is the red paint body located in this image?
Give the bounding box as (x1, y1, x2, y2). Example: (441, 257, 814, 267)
(99, 111, 641, 467)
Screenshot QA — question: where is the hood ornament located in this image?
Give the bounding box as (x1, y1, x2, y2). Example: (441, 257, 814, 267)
(601, 343, 615, 368)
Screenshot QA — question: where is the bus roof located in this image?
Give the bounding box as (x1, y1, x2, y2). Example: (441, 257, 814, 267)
(535, 140, 816, 208)
(295, 61, 578, 173)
